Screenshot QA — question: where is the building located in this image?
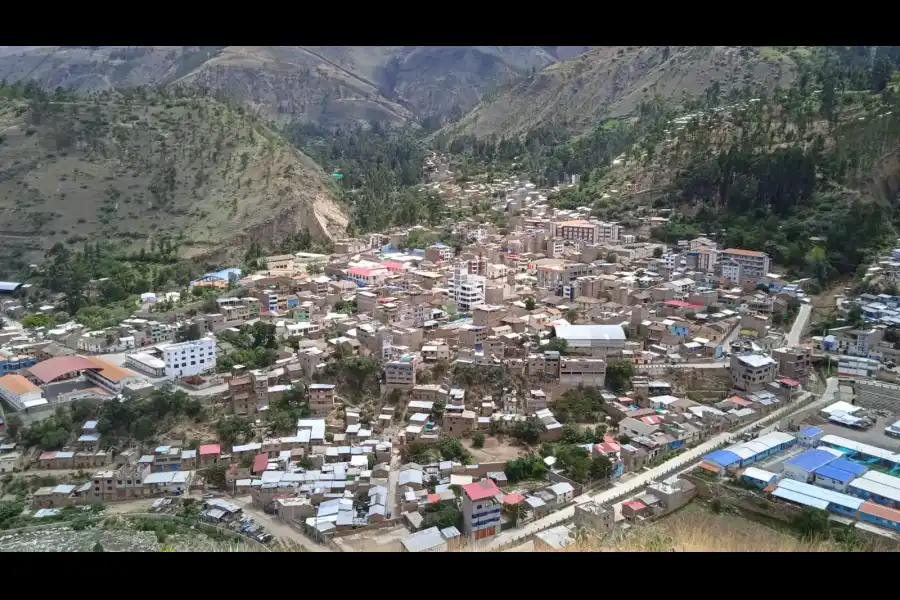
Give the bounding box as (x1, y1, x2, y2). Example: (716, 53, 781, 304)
(163, 338, 217, 377)
(450, 267, 486, 313)
(551, 323, 626, 358)
(558, 357, 606, 387)
(813, 458, 868, 492)
(573, 501, 615, 534)
(719, 248, 771, 279)
(773, 346, 811, 382)
(730, 353, 777, 392)
(461, 479, 502, 540)
(400, 526, 449, 553)
(385, 356, 417, 389)
(782, 449, 841, 483)
(0, 373, 44, 411)
(308, 384, 335, 416)
(551, 220, 620, 244)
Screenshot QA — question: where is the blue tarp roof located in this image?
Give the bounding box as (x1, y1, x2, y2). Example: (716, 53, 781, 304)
(801, 426, 823, 437)
(785, 449, 838, 472)
(704, 450, 742, 468)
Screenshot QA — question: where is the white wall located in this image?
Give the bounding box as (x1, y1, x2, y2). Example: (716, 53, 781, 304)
(163, 338, 217, 377)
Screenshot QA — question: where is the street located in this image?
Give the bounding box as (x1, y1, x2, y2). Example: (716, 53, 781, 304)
(485, 377, 839, 550)
(233, 495, 332, 552)
(786, 303, 813, 347)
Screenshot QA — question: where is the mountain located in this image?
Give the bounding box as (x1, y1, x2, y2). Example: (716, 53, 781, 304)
(447, 46, 800, 138)
(0, 46, 584, 129)
(0, 84, 348, 270)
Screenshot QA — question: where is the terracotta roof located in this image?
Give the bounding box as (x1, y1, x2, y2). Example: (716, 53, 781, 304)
(252, 454, 268, 474)
(723, 248, 765, 257)
(503, 493, 524, 505)
(0, 374, 41, 396)
(84, 356, 135, 382)
(27, 356, 99, 384)
(860, 500, 900, 522)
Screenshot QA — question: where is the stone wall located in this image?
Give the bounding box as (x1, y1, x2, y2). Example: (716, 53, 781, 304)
(853, 380, 900, 411)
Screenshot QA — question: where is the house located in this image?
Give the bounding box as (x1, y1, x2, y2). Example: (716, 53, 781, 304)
(461, 479, 502, 540)
(400, 526, 449, 552)
(546, 481, 575, 505)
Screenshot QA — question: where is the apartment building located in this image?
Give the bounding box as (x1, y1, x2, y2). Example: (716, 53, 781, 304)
(462, 479, 503, 540)
(720, 248, 771, 279)
(308, 383, 336, 416)
(473, 305, 506, 328)
(385, 355, 418, 389)
(347, 267, 389, 287)
(163, 338, 216, 377)
(444, 410, 477, 437)
(533, 261, 592, 292)
(551, 220, 620, 244)
(450, 268, 486, 313)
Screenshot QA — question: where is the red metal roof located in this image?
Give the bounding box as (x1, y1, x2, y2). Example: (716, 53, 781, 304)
(252, 454, 268, 474)
(28, 356, 99, 384)
(199, 444, 221, 456)
(427, 493, 440, 504)
(39, 451, 57, 461)
(664, 300, 704, 310)
(776, 377, 801, 387)
(623, 500, 647, 510)
(463, 479, 501, 502)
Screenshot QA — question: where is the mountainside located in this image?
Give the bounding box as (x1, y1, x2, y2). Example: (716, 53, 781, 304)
(0, 46, 581, 128)
(448, 46, 799, 138)
(0, 83, 348, 269)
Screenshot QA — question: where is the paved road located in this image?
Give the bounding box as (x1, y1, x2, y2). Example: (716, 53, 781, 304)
(786, 303, 813, 347)
(233, 495, 331, 552)
(485, 377, 839, 550)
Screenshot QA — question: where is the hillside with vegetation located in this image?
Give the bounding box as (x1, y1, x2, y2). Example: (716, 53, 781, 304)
(0, 82, 348, 271)
(444, 46, 799, 138)
(0, 46, 583, 129)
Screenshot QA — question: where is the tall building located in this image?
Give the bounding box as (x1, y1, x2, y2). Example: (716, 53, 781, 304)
(719, 248, 771, 279)
(450, 267, 485, 313)
(551, 220, 620, 244)
(461, 479, 502, 540)
(163, 338, 217, 377)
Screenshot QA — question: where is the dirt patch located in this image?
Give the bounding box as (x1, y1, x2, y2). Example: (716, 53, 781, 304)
(463, 437, 527, 463)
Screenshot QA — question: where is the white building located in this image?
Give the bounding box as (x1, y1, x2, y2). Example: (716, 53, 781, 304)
(721, 259, 742, 285)
(163, 338, 217, 377)
(450, 267, 485, 313)
(719, 248, 771, 280)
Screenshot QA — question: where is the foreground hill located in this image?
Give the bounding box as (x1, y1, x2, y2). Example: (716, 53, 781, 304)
(0, 46, 585, 128)
(448, 46, 799, 138)
(0, 84, 348, 266)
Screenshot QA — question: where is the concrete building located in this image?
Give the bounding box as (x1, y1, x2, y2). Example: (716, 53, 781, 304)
(0, 373, 44, 411)
(308, 384, 335, 416)
(450, 267, 486, 313)
(163, 338, 216, 377)
(773, 347, 811, 382)
(719, 248, 771, 280)
(730, 353, 777, 392)
(461, 479, 502, 540)
(552, 323, 626, 358)
(558, 357, 606, 387)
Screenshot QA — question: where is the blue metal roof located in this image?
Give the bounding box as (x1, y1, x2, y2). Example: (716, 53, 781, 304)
(801, 426, 823, 437)
(704, 450, 742, 468)
(0, 282, 23, 292)
(785, 449, 838, 472)
(814, 464, 857, 483)
(825, 458, 868, 478)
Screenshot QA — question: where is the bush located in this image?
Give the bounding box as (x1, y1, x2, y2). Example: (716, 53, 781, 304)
(472, 433, 485, 449)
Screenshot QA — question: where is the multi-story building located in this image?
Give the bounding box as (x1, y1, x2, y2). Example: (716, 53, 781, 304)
(450, 267, 486, 313)
(347, 267, 389, 287)
(730, 353, 778, 392)
(551, 220, 620, 244)
(719, 248, 771, 279)
(308, 383, 336, 416)
(772, 347, 812, 382)
(559, 357, 606, 387)
(720, 259, 742, 285)
(462, 479, 502, 540)
(163, 338, 216, 378)
(385, 355, 418, 389)
(0, 373, 43, 410)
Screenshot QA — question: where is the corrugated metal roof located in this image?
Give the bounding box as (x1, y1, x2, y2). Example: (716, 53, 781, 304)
(849, 477, 900, 503)
(703, 450, 742, 467)
(742, 467, 776, 483)
(785, 449, 838, 473)
(771, 487, 830, 510)
(777, 478, 864, 510)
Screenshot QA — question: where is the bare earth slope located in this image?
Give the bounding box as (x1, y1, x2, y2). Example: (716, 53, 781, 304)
(0, 46, 584, 128)
(0, 87, 348, 265)
(449, 46, 798, 138)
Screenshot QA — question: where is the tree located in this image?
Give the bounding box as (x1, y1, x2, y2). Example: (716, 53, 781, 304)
(525, 297, 536, 311)
(92, 541, 105, 552)
(216, 416, 252, 447)
(21, 314, 55, 329)
(422, 503, 462, 530)
(590, 454, 613, 482)
(438, 437, 471, 464)
(605, 251, 618, 263)
(5, 414, 22, 439)
(792, 507, 830, 539)
(652, 246, 664, 258)
(605, 359, 636, 394)
(544, 337, 569, 355)
(175, 323, 202, 342)
(472, 433, 485, 449)
(205, 464, 228, 489)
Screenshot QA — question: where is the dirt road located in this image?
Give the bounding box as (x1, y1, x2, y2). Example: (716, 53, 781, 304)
(232, 495, 332, 552)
